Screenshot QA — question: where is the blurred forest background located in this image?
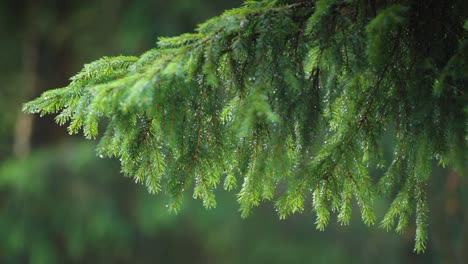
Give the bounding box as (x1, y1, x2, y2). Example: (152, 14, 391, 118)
(0, 0, 467, 263)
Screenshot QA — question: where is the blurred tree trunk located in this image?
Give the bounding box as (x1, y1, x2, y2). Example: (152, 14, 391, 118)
(13, 2, 38, 158)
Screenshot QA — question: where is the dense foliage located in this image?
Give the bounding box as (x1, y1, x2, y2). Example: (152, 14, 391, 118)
(24, 0, 467, 252)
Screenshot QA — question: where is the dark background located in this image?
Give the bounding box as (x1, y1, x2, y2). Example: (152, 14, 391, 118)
(0, 0, 467, 263)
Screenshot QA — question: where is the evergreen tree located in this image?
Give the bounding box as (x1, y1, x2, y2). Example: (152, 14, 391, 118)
(23, 0, 467, 253)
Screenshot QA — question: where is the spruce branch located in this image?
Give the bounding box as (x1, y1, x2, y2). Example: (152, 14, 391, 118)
(23, 0, 468, 253)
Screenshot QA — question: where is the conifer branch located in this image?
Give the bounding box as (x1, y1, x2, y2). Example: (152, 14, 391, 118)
(23, 0, 467, 253)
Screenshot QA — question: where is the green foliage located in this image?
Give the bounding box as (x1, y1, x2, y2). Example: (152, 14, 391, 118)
(1, 142, 430, 264)
(23, 0, 468, 252)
